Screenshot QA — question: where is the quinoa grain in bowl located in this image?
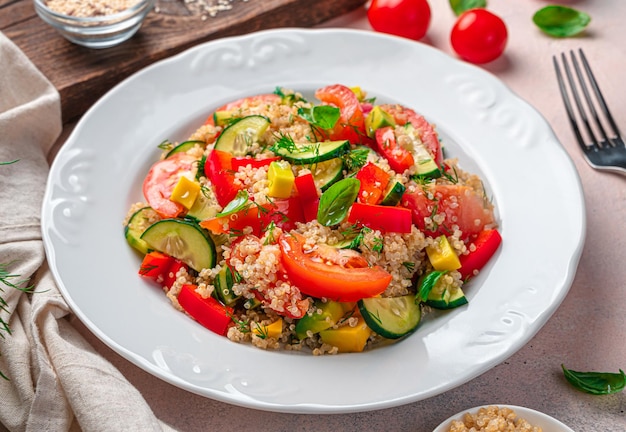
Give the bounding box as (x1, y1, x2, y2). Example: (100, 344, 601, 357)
(124, 84, 501, 354)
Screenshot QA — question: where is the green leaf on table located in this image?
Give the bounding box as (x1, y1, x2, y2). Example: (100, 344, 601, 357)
(561, 364, 626, 395)
(533, 6, 591, 38)
(449, 0, 486, 16)
(317, 178, 360, 226)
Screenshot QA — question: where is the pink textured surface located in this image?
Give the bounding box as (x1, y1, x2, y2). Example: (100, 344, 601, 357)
(71, 1, 626, 430)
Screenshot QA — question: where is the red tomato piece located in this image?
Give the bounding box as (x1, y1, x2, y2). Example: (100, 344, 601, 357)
(138, 251, 175, 285)
(294, 173, 320, 222)
(459, 229, 502, 279)
(379, 104, 443, 167)
(205, 149, 240, 207)
(401, 184, 496, 240)
(143, 152, 198, 219)
(204, 94, 282, 125)
(315, 84, 366, 144)
(451, 9, 508, 64)
(355, 162, 391, 205)
(279, 233, 392, 302)
(231, 156, 280, 171)
(374, 127, 415, 174)
(347, 202, 413, 233)
(178, 284, 233, 336)
(367, 0, 431, 41)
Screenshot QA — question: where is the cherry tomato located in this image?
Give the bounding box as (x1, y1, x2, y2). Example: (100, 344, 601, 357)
(143, 152, 198, 219)
(279, 233, 392, 302)
(367, 0, 431, 41)
(315, 84, 366, 144)
(450, 9, 508, 64)
(401, 184, 496, 240)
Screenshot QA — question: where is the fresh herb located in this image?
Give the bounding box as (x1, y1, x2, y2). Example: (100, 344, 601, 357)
(227, 310, 250, 334)
(274, 87, 307, 105)
(195, 154, 207, 182)
(441, 165, 459, 184)
(449, 0, 486, 16)
(416, 270, 446, 303)
(343, 147, 370, 171)
(562, 364, 626, 395)
(216, 190, 250, 217)
(0, 159, 19, 165)
(298, 105, 341, 130)
(317, 178, 360, 226)
(532, 6, 591, 38)
(252, 322, 269, 339)
(402, 261, 416, 273)
(263, 221, 277, 245)
(371, 236, 384, 254)
(158, 139, 173, 151)
(271, 132, 299, 154)
(340, 225, 372, 250)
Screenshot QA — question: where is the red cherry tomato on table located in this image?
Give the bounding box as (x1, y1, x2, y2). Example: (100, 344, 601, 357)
(450, 9, 508, 64)
(367, 0, 431, 41)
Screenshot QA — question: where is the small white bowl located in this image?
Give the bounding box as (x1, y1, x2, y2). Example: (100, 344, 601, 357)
(433, 405, 575, 432)
(33, 0, 155, 49)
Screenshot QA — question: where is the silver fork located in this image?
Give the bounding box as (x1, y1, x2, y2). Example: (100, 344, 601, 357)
(553, 48, 626, 175)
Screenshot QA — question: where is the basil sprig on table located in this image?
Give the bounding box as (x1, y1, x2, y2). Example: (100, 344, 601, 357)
(449, 0, 487, 16)
(562, 364, 626, 395)
(533, 6, 591, 38)
(317, 178, 360, 227)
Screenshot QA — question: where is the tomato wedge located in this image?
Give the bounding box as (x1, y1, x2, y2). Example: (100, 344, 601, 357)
(347, 202, 413, 233)
(355, 162, 391, 205)
(178, 284, 233, 336)
(315, 84, 366, 144)
(375, 126, 415, 173)
(401, 184, 495, 240)
(459, 229, 502, 279)
(143, 152, 198, 219)
(379, 104, 443, 166)
(279, 233, 392, 302)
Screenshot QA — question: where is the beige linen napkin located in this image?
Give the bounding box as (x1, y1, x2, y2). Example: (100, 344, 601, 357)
(0, 32, 175, 432)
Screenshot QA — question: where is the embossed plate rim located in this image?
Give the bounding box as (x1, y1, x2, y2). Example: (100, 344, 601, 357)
(41, 28, 586, 413)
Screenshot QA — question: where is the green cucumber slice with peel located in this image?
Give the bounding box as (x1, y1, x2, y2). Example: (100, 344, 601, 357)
(125, 207, 160, 254)
(358, 295, 421, 339)
(214, 115, 270, 156)
(273, 140, 350, 165)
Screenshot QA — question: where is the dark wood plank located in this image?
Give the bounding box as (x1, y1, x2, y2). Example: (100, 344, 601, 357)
(2, 0, 367, 123)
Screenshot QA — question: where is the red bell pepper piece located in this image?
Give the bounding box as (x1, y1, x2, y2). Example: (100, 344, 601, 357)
(162, 260, 189, 290)
(355, 162, 391, 205)
(294, 173, 320, 222)
(139, 251, 175, 285)
(347, 202, 412, 233)
(177, 284, 233, 336)
(205, 150, 240, 207)
(458, 229, 502, 279)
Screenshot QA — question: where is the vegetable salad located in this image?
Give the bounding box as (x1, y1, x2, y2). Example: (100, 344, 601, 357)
(124, 84, 501, 354)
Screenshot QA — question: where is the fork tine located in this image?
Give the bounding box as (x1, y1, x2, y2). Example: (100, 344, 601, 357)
(569, 50, 612, 145)
(578, 49, 624, 144)
(553, 54, 589, 153)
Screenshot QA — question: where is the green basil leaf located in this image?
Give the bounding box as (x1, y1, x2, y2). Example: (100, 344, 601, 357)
(533, 6, 591, 38)
(449, 0, 487, 16)
(317, 178, 360, 226)
(561, 364, 626, 395)
(216, 190, 250, 217)
(417, 270, 447, 303)
(298, 105, 340, 130)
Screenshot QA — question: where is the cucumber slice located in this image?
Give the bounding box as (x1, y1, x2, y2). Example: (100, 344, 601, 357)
(295, 300, 345, 340)
(214, 115, 270, 156)
(381, 180, 406, 206)
(213, 110, 238, 127)
(273, 140, 350, 165)
(140, 219, 216, 271)
(165, 140, 204, 158)
(358, 295, 421, 339)
(186, 190, 218, 222)
(425, 287, 468, 310)
(125, 207, 160, 254)
(310, 158, 344, 192)
(213, 266, 240, 306)
(405, 124, 441, 179)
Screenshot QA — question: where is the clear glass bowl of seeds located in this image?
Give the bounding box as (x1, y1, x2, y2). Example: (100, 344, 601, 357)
(34, 0, 155, 49)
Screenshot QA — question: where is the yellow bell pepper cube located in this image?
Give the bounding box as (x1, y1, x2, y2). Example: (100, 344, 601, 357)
(267, 160, 294, 199)
(319, 317, 372, 353)
(170, 175, 201, 210)
(350, 86, 365, 101)
(252, 318, 283, 339)
(426, 235, 461, 271)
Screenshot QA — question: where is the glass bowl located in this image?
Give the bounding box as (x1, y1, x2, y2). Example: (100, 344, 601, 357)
(33, 0, 155, 49)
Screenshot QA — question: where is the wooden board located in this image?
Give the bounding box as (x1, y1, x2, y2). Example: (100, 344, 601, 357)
(2, 0, 367, 123)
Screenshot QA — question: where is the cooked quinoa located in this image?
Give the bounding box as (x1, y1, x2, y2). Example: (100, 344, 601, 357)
(448, 406, 542, 432)
(125, 85, 499, 355)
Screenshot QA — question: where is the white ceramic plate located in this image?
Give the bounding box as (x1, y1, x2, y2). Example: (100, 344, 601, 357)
(42, 28, 585, 413)
(433, 405, 576, 432)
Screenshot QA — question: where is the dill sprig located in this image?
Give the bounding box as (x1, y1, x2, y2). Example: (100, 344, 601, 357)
(343, 147, 369, 171)
(0, 159, 19, 165)
(271, 132, 299, 154)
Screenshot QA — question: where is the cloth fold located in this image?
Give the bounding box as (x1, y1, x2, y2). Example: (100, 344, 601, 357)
(0, 32, 174, 432)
